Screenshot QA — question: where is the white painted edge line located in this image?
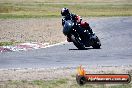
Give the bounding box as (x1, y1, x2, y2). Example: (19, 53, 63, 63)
(0, 40, 68, 52)
(43, 40, 68, 48)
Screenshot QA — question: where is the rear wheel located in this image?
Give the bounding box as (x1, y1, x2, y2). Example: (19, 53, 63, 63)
(71, 34, 86, 50)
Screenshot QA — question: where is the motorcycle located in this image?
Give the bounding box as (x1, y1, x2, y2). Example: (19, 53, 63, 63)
(63, 20, 101, 50)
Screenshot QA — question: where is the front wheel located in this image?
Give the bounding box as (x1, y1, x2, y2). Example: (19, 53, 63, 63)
(92, 36, 101, 49)
(71, 34, 86, 50)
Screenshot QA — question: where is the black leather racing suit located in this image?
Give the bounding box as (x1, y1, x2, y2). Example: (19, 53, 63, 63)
(62, 13, 93, 34)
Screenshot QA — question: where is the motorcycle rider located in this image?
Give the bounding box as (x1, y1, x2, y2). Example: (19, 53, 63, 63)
(61, 8, 94, 42)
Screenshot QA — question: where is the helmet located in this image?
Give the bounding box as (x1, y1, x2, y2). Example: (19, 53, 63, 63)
(61, 8, 70, 16)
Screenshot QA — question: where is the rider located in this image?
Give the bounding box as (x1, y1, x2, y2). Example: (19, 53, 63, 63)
(61, 8, 94, 39)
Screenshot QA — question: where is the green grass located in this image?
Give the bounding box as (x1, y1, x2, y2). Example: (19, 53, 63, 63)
(0, 41, 20, 46)
(0, 2, 132, 19)
(0, 78, 131, 88)
(0, 0, 132, 3)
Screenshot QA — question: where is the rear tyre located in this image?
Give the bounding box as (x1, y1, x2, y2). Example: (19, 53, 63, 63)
(71, 35, 86, 50)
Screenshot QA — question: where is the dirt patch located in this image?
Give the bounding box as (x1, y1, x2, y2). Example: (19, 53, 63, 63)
(0, 18, 65, 44)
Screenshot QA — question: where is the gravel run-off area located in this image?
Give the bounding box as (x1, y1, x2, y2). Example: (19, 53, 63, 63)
(0, 18, 65, 44)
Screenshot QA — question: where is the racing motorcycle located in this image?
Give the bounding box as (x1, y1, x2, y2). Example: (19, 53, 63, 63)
(63, 20, 101, 50)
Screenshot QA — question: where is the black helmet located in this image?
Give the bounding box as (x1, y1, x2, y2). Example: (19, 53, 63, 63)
(61, 8, 70, 16)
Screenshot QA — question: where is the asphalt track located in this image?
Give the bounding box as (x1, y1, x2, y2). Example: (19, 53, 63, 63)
(0, 17, 132, 69)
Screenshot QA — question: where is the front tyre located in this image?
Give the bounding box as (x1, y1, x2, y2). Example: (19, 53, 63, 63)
(71, 35, 86, 50)
(92, 36, 101, 49)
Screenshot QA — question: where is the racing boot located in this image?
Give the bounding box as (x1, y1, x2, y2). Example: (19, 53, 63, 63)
(67, 37, 72, 42)
(86, 25, 94, 36)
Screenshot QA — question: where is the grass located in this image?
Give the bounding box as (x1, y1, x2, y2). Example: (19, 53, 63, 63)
(0, 78, 131, 88)
(0, 41, 20, 46)
(0, 69, 132, 88)
(0, 2, 132, 19)
(0, 0, 132, 3)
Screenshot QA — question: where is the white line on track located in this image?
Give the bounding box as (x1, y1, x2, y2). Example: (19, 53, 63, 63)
(43, 40, 68, 48)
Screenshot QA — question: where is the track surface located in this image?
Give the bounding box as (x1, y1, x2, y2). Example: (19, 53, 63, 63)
(0, 17, 132, 68)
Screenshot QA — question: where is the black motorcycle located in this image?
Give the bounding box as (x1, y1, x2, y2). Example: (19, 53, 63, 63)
(63, 20, 101, 50)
